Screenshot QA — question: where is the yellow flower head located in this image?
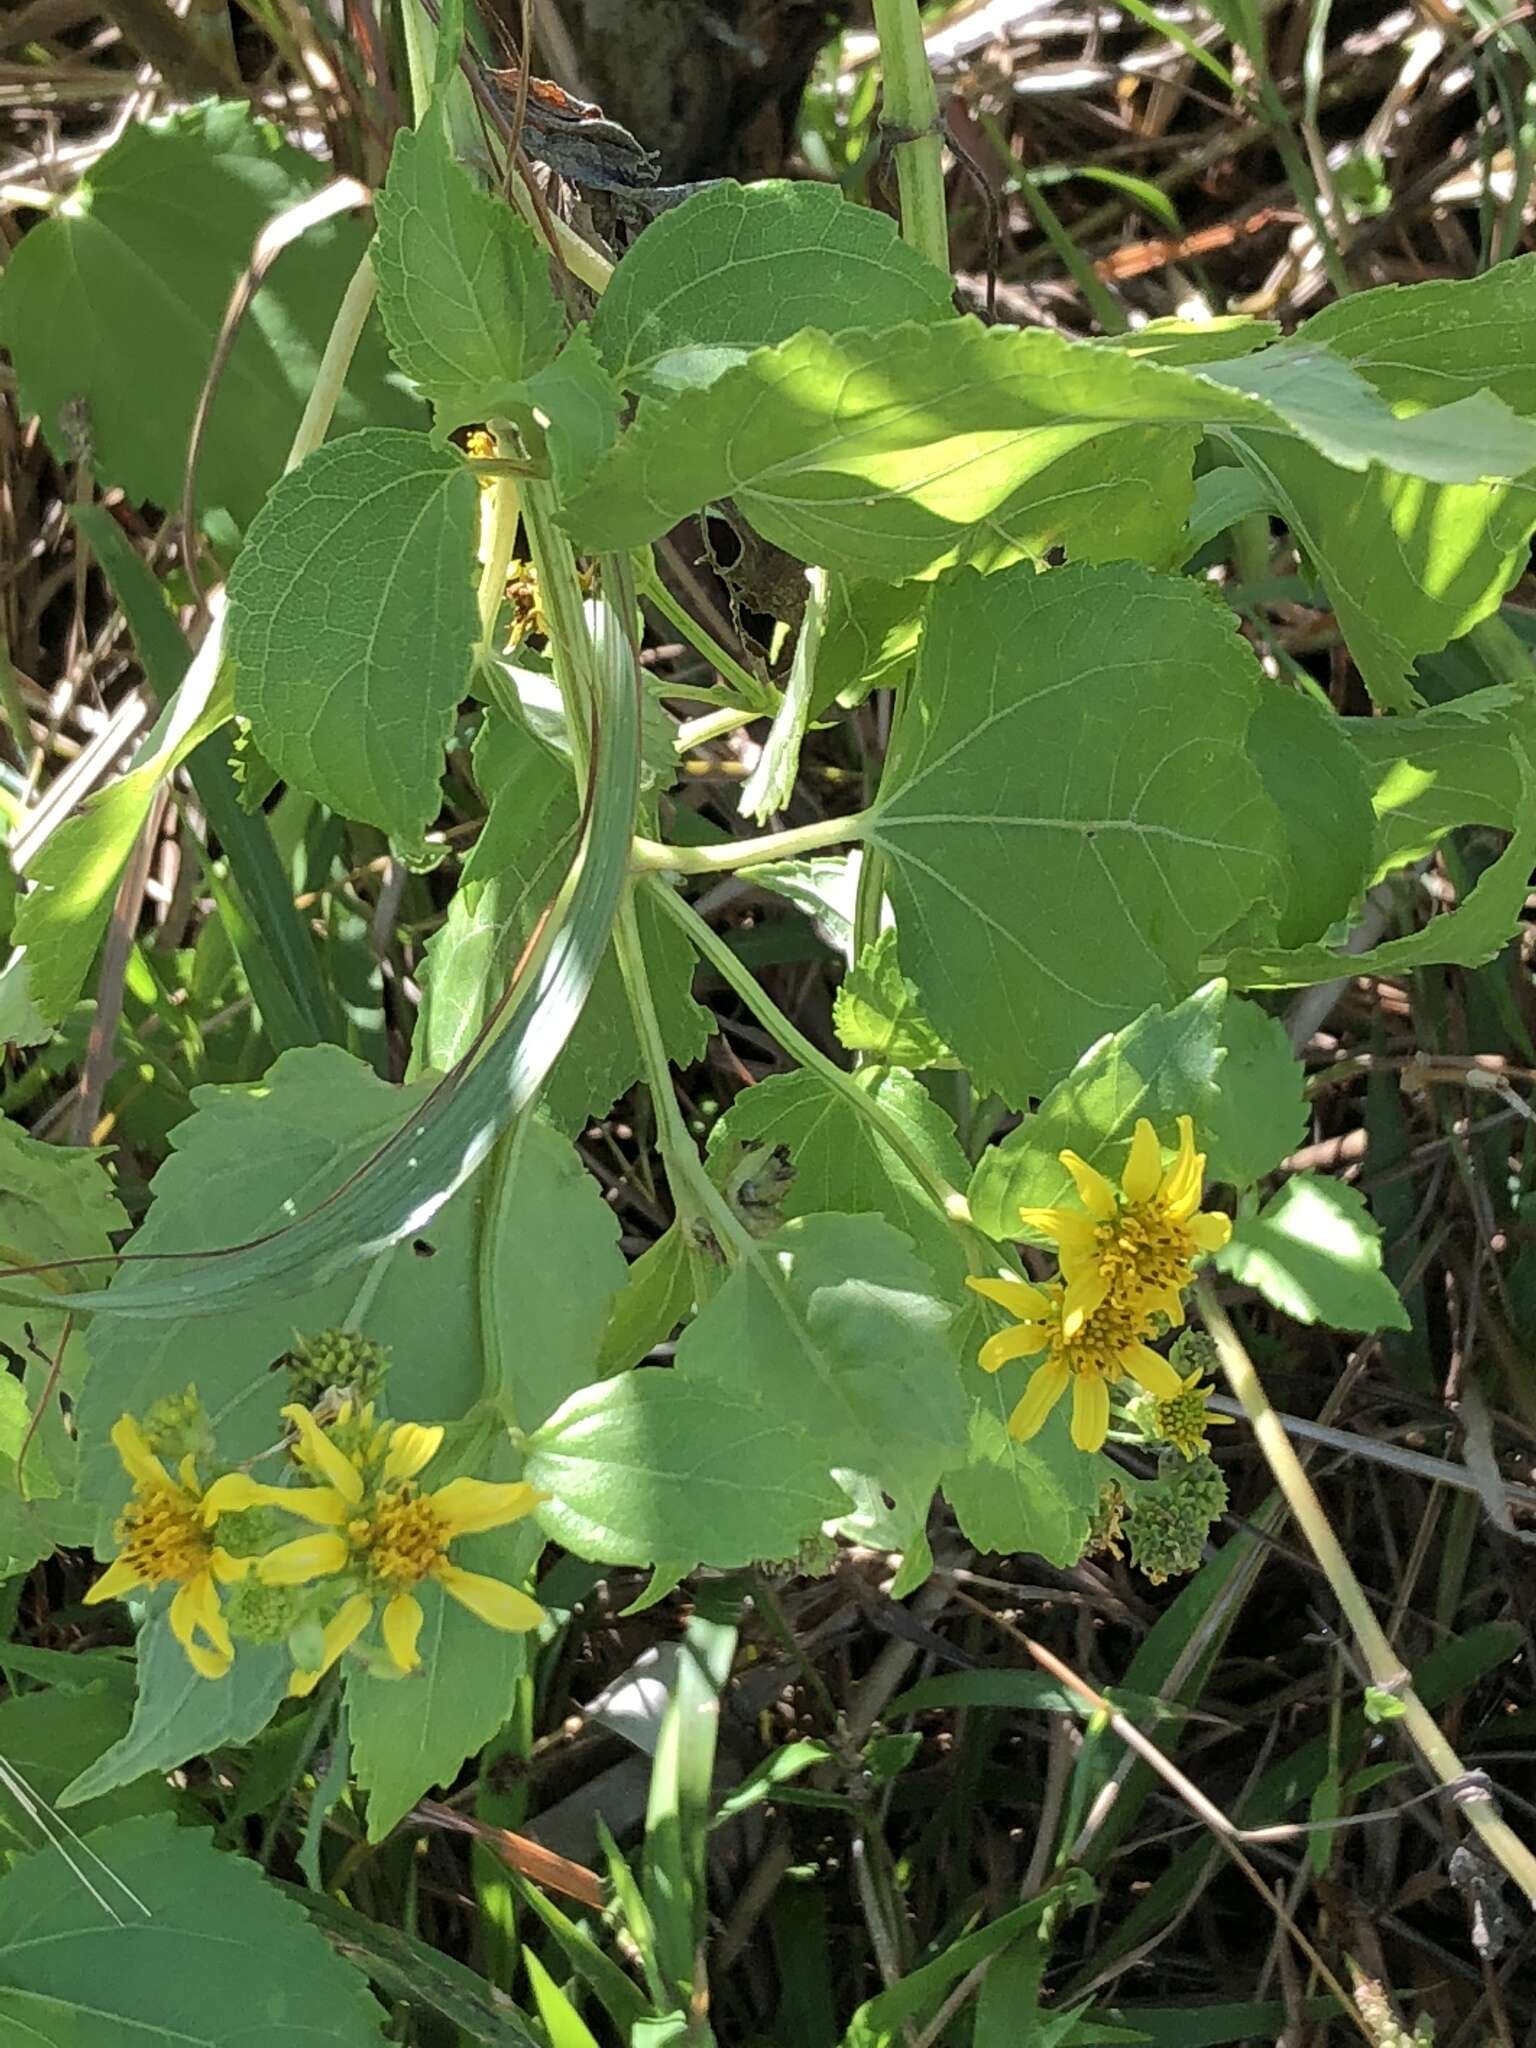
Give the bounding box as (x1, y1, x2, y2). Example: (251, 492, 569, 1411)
(965, 1274, 1182, 1453)
(209, 1403, 547, 1697)
(84, 1417, 251, 1680)
(1019, 1116, 1231, 1330)
(1152, 1368, 1236, 1461)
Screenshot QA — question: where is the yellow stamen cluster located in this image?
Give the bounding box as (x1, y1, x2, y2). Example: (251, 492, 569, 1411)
(968, 1115, 1231, 1454)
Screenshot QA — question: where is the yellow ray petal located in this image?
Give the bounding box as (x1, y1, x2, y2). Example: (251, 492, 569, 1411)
(209, 1547, 253, 1584)
(83, 1552, 143, 1605)
(965, 1274, 1053, 1320)
(1123, 1343, 1182, 1399)
(201, 1473, 350, 1525)
(383, 1422, 444, 1484)
(1121, 1120, 1162, 1206)
(1059, 1151, 1117, 1221)
(978, 1322, 1051, 1374)
(279, 1404, 365, 1505)
(1006, 1357, 1070, 1441)
(1060, 1265, 1110, 1332)
(184, 1638, 232, 1680)
(382, 1592, 425, 1673)
(110, 1415, 171, 1493)
(256, 1531, 350, 1586)
(289, 1593, 374, 1698)
(434, 1563, 544, 1634)
(1070, 1370, 1111, 1452)
(169, 1573, 233, 1668)
(1189, 1211, 1231, 1252)
(1161, 1117, 1205, 1217)
(429, 1477, 545, 1536)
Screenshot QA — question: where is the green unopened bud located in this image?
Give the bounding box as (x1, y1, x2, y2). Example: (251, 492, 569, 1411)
(224, 1575, 307, 1647)
(140, 1384, 212, 1463)
(1126, 1454, 1227, 1584)
(1087, 1480, 1127, 1560)
(215, 1505, 292, 1559)
(285, 1329, 391, 1409)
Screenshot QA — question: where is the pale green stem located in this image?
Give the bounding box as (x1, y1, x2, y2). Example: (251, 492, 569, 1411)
(1198, 1281, 1536, 1908)
(643, 873, 978, 1245)
(519, 471, 597, 763)
(284, 253, 377, 474)
(475, 466, 522, 657)
(631, 810, 869, 877)
(612, 892, 751, 1292)
(871, 0, 950, 275)
(675, 707, 763, 752)
(636, 560, 777, 714)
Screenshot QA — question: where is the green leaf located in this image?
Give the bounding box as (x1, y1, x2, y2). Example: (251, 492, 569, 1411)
(596, 1224, 692, 1375)
(1239, 261, 1536, 708)
(1214, 1174, 1409, 1330)
(709, 1067, 969, 1290)
(1241, 686, 1375, 949)
(0, 1686, 178, 1858)
(815, 578, 925, 709)
(524, 1951, 602, 2048)
(673, 1213, 969, 1503)
(833, 930, 953, 1067)
(348, 1448, 539, 1838)
(0, 101, 414, 535)
(372, 106, 562, 427)
(526, 329, 624, 509)
(968, 984, 1228, 1240)
(1201, 996, 1307, 1191)
(564, 317, 1534, 584)
(589, 179, 954, 395)
(227, 428, 478, 852)
(1350, 683, 1535, 877)
(74, 1046, 498, 1519)
(481, 1116, 628, 1431)
(417, 713, 709, 1127)
(0, 1112, 122, 1366)
(61, 1615, 289, 1806)
(527, 1373, 843, 1567)
(0, 1814, 385, 2042)
(873, 564, 1281, 1102)
(1220, 743, 1536, 988)
(11, 649, 233, 1028)
(940, 1403, 1104, 1567)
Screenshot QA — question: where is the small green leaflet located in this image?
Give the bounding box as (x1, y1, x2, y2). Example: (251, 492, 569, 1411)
(527, 1373, 843, 1567)
(0, 101, 413, 534)
(372, 105, 562, 427)
(227, 429, 478, 854)
(870, 563, 1282, 1102)
(833, 930, 954, 1067)
(1215, 1175, 1409, 1331)
(0, 1815, 386, 2043)
(1350, 684, 1535, 877)
(589, 178, 954, 395)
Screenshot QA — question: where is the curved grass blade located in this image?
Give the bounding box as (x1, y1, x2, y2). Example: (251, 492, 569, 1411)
(4, 591, 641, 1317)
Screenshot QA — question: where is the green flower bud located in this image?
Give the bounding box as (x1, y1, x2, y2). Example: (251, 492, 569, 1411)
(285, 1329, 391, 1409)
(1126, 1454, 1227, 1584)
(224, 1575, 308, 1646)
(140, 1384, 212, 1464)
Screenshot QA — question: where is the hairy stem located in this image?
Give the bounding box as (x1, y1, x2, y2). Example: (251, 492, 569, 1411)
(871, 0, 950, 275)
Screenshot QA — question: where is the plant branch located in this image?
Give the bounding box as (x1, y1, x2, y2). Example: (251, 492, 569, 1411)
(1197, 1280, 1536, 1908)
(871, 0, 950, 276)
(631, 810, 869, 876)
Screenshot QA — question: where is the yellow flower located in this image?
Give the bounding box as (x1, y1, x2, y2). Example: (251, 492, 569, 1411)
(218, 1404, 546, 1697)
(1153, 1369, 1236, 1461)
(83, 1417, 250, 1680)
(1019, 1116, 1231, 1329)
(965, 1274, 1182, 1453)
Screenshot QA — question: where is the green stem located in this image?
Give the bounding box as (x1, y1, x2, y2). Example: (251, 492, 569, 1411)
(643, 874, 975, 1236)
(519, 471, 597, 766)
(636, 559, 777, 714)
(284, 252, 377, 474)
(631, 810, 869, 877)
(1198, 1281, 1536, 1908)
(871, 0, 950, 275)
(611, 892, 751, 1290)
